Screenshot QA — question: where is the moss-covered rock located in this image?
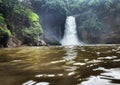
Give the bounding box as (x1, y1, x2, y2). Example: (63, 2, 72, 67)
(0, 14, 11, 47)
(12, 2, 43, 45)
(0, 0, 44, 47)
(21, 11, 43, 45)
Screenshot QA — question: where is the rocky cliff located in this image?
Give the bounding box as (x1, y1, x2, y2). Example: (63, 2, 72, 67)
(75, 0, 120, 44)
(0, 0, 43, 47)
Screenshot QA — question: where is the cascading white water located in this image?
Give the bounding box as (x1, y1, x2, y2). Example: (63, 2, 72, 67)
(61, 16, 82, 46)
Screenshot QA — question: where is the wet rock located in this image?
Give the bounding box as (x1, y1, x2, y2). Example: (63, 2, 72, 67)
(102, 31, 120, 44)
(7, 36, 22, 47)
(36, 40, 48, 46)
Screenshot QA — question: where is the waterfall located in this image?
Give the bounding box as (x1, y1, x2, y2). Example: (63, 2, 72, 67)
(61, 16, 82, 46)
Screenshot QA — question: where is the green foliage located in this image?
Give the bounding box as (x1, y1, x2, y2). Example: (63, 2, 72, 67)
(0, 0, 43, 45)
(13, 2, 26, 14)
(13, 2, 39, 22)
(20, 8, 43, 41)
(89, 13, 104, 30)
(90, 20, 104, 30)
(88, 0, 99, 6)
(116, 3, 120, 10)
(104, 0, 113, 9)
(28, 12, 39, 22)
(0, 14, 5, 23)
(79, 10, 104, 31)
(14, 6, 43, 41)
(0, 27, 3, 33)
(1, 0, 19, 8)
(30, 0, 117, 15)
(1, 0, 19, 13)
(0, 27, 11, 37)
(5, 29, 11, 36)
(0, 0, 2, 3)
(0, 16, 11, 37)
(79, 20, 104, 31)
(22, 22, 43, 41)
(31, 0, 68, 14)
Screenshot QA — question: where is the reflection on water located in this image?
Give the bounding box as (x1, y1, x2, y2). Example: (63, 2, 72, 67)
(81, 68, 120, 85)
(0, 45, 120, 85)
(63, 46, 77, 60)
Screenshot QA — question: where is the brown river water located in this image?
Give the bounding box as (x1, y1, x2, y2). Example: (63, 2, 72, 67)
(0, 45, 120, 85)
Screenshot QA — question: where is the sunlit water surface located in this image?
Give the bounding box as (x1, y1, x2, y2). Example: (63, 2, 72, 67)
(0, 45, 120, 85)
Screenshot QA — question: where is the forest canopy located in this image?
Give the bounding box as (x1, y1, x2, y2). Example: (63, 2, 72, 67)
(30, 0, 120, 15)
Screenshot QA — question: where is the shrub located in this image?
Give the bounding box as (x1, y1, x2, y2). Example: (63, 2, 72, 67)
(0, 14, 5, 23)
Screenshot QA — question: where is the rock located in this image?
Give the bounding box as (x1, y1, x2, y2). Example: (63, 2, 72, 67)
(7, 36, 22, 47)
(36, 40, 48, 46)
(39, 12, 66, 45)
(75, 8, 120, 44)
(102, 31, 120, 44)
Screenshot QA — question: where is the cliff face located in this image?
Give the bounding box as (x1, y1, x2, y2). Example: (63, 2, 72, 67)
(76, 14, 104, 44)
(74, 1, 120, 44)
(38, 10, 66, 45)
(101, 11, 120, 44)
(32, 1, 66, 45)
